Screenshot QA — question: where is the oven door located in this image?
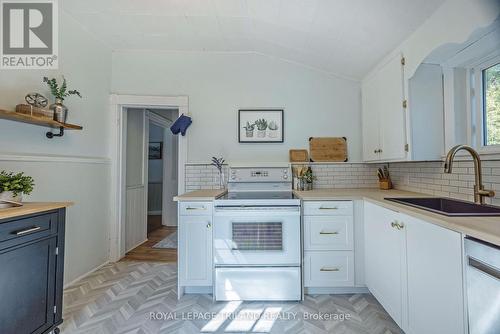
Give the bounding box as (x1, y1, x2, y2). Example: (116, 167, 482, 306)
(213, 206, 300, 266)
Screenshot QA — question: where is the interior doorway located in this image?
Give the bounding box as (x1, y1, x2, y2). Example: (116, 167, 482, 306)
(121, 107, 180, 262)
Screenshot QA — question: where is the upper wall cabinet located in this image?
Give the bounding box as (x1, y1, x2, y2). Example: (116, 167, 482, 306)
(362, 55, 444, 162)
(362, 54, 407, 162)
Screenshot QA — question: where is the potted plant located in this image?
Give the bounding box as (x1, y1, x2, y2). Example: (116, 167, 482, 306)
(255, 119, 268, 138)
(268, 120, 279, 138)
(211, 157, 226, 189)
(0, 171, 35, 208)
(243, 122, 255, 137)
(43, 76, 82, 123)
(298, 167, 316, 191)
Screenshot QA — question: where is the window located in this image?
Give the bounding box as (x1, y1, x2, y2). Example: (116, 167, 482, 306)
(483, 63, 500, 146)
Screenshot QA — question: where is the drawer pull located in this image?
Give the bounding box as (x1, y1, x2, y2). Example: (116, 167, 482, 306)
(13, 226, 41, 236)
(320, 267, 340, 272)
(319, 231, 339, 235)
(186, 206, 206, 210)
(319, 206, 338, 210)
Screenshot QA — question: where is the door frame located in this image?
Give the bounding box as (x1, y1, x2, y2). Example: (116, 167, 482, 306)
(109, 94, 188, 261)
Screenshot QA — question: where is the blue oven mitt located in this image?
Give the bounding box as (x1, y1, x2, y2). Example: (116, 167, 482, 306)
(170, 114, 192, 136)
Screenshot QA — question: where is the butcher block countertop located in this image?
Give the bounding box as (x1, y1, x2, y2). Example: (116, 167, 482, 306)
(294, 188, 500, 247)
(174, 189, 227, 201)
(0, 202, 73, 220)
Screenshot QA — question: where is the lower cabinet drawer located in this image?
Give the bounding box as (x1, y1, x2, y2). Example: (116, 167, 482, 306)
(303, 201, 353, 216)
(179, 202, 213, 216)
(304, 251, 354, 287)
(304, 216, 353, 250)
(0, 213, 56, 248)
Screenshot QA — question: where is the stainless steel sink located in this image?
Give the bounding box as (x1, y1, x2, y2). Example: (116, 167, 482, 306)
(384, 197, 500, 216)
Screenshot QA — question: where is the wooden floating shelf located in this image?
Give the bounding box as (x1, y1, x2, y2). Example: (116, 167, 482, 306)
(0, 109, 82, 130)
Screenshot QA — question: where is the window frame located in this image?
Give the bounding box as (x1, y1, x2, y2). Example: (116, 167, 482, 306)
(470, 52, 500, 154)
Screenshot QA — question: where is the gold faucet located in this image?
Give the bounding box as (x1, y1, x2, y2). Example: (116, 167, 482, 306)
(444, 145, 495, 204)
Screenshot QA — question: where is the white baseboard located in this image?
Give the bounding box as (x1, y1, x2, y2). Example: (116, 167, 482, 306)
(305, 286, 369, 295)
(64, 261, 110, 289)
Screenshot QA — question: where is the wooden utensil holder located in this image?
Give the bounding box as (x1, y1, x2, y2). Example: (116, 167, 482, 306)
(379, 178, 393, 190)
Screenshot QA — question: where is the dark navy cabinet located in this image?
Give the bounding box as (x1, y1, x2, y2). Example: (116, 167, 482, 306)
(0, 209, 66, 334)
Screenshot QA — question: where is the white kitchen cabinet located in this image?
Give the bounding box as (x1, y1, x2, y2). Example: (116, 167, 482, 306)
(178, 203, 212, 287)
(362, 54, 444, 162)
(365, 201, 466, 334)
(404, 214, 465, 334)
(362, 53, 406, 162)
(364, 201, 406, 328)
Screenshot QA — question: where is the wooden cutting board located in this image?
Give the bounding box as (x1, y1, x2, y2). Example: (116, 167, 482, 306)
(309, 137, 348, 162)
(289, 149, 309, 162)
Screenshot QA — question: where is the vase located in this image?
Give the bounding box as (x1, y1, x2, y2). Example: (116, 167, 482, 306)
(245, 130, 254, 137)
(50, 98, 68, 123)
(257, 129, 266, 138)
(0, 191, 22, 209)
(268, 130, 278, 138)
(218, 170, 226, 189)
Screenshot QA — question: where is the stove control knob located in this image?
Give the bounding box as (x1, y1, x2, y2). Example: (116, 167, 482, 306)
(231, 175, 236, 180)
(283, 169, 288, 174)
(283, 174, 288, 179)
(231, 170, 236, 174)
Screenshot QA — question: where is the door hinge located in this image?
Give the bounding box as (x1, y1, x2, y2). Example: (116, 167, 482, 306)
(54, 305, 57, 314)
(401, 57, 406, 66)
(402, 100, 407, 109)
(404, 144, 409, 152)
(55, 247, 59, 256)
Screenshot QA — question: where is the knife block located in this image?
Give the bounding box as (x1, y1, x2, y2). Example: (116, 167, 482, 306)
(379, 178, 393, 190)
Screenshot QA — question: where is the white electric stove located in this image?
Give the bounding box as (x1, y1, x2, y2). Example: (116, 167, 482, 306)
(213, 166, 302, 301)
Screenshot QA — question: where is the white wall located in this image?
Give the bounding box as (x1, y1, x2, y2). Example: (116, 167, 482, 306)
(111, 52, 363, 163)
(0, 11, 112, 284)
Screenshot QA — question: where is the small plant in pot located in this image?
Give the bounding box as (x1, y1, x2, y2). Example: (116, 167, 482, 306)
(255, 119, 268, 138)
(243, 122, 255, 137)
(298, 168, 316, 191)
(43, 76, 82, 123)
(268, 121, 279, 138)
(0, 171, 35, 208)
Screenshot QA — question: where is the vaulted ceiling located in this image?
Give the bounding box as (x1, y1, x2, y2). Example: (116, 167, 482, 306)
(63, 0, 446, 80)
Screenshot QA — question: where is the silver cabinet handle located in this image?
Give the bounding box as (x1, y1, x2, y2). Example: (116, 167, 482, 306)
(186, 206, 206, 210)
(319, 231, 339, 235)
(13, 226, 41, 236)
(319, 206, 338, 210)
(391, 221, 404, 230)
(320, 267, 340, 272)
(469, 257, 500, 280)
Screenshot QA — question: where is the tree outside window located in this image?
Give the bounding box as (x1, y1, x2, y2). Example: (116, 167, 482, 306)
(483, 63, 500, 145)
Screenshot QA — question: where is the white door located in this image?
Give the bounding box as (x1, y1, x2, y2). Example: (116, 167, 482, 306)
(378, 53, 407, 160)
(364, 202, 406, 328)
(125, 109, 148, 252)
(178, 215, 212, 286)
(362, 75, 381, 161)
(405, 214, 465, 334)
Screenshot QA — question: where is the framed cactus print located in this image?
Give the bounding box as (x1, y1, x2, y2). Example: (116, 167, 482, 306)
(238, 109, 284, 143)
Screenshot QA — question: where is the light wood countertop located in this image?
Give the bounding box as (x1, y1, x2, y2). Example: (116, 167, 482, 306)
(0, 202, 73, 220)
(174, 189, 227, 201)
(294, 188, 500, 246)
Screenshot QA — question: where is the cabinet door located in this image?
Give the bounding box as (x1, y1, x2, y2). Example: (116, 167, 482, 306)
(179, 216, 212, 286)
(362, 75, 381, 161)
(405, 214, 465, 334)
(364, 202, 406, 328)
(378, 54, 407, 161)
(0, 237, 57, 334)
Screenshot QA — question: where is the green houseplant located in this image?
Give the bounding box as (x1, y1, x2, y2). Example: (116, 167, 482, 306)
(255, 119, 268, 138)
(0, 171, 35, 208)
(43, 76, 82, 123)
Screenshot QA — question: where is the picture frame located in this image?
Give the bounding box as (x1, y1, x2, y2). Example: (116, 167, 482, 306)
(148, 142, 163, 160)
(238, 109, 284, 143)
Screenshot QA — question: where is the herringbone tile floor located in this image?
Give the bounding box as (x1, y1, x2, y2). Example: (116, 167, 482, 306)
(61, 262, 403, 334)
